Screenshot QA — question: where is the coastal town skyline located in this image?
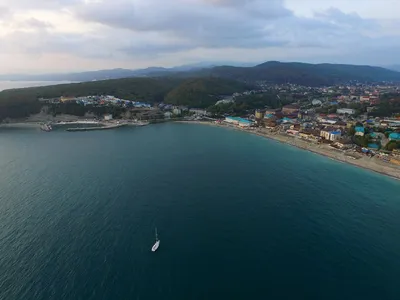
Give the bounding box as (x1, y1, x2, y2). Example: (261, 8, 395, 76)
(1, 0, 400, 73)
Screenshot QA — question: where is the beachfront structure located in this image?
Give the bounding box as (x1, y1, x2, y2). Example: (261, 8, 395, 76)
(337, 108, 355, 115)
(224, 116, 253, 127)
(104, 114, 113, 121)
(320, 128, 342, 141)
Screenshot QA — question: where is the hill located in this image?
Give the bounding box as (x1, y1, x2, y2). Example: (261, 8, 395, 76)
(0, 76, 248, 120)
(191, 61, 400, 86)
(164, 77, 251, 108)
(0, 77, 182, 120)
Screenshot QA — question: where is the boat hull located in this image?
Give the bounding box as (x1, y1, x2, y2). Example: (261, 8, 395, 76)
(151, 240, 160, 252)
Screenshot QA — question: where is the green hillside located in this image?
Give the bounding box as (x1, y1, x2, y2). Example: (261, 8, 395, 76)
(193, 61, 400, 86)
(0, 77, 182, 120)
(164, 77, 251, 108)
(0, 76, 249, 120)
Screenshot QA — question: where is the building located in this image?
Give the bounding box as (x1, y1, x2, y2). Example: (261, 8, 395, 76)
(255, 110, 264, 120)
(329, 131, 342, 141)
(215, 98, 234, 105)
(264, 108, 281, 115)
(104, 114, 113, 121)
(282, 104, 299, 114)
(320, 128, 341, 141)
(225, 116, 253, 127)
(173, 108, 182, 115)
(189, 108, 208, 116)
(355, 126, 365, 136)
(164, 112, 173, 119)
(389, 133, 400, 141)
(60, 96, 76, 103)
(337, 108, 355, 115)
(312, 99, 322, 106)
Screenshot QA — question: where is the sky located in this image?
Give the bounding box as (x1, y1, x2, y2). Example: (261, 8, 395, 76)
(0, 0, 399, 73)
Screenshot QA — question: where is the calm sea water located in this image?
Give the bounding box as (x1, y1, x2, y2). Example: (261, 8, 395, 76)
(0, 81, 75, 91)
(0, 123, 400, 300)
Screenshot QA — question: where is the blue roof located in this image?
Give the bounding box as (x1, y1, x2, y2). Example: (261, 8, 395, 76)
(330, 131, 341, 135)
(389, 133, 400, 140)
(368, 143, 380, 149)
(370, 132, 377, 138)
(355, 126, 365, 133)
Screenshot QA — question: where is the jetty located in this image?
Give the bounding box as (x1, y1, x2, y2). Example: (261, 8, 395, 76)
(66, 123, 127, 132)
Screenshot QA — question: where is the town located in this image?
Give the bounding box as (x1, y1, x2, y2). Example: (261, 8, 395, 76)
(36, 81, 400, 172)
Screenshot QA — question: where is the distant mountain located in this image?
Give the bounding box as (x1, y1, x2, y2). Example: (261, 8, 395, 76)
(190, 61, 400, 86)
(0, 62, 258, 82)
(2, 61, 398, 86)
(384, 65, 400, 72)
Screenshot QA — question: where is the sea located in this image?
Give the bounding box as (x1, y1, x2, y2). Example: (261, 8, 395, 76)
(0, 81, 75, 91)
(0, 123, 400, 300)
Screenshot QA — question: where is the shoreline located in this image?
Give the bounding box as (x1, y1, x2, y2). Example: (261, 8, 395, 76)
(177, 120, 400, 181)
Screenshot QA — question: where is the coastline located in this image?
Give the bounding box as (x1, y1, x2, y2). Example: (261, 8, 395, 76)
(0, 122, 41, 129)
(177, 120, 400, 181)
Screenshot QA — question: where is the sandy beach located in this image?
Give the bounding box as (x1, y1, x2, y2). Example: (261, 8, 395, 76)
(177, 120, 400, 181)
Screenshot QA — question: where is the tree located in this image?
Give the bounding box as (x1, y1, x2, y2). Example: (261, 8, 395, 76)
(348, 126, 356, 136)
(386, 141, 399, 151)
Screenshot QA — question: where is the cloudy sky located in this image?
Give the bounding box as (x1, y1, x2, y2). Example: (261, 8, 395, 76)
(0, 0, 399, 73)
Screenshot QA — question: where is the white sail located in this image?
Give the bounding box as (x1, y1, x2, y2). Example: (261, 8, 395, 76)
(151, 227, 160, 252)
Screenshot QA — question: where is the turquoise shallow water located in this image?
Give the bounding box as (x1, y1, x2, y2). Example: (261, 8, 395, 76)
(0, 123, 400, 300)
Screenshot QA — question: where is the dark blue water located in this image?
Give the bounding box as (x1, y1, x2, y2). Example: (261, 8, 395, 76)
(1, 123, 400, 300)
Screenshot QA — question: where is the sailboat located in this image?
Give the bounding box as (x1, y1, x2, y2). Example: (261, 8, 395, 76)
(151, 227, 160, 252)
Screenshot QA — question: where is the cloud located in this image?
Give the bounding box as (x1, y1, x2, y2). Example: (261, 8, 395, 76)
(0, 0, 399, 72)
(0, 5, 12, 20)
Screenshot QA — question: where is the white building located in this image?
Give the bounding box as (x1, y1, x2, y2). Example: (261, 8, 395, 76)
(337, 108, 356, 115)
(173, 108, 182, 115)
(104, 114, 113, 121)
(164, 112, 173, 119)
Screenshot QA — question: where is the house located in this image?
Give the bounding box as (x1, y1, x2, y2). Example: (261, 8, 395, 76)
(360, 96, 370, 103)
(337, 108, 355, 115)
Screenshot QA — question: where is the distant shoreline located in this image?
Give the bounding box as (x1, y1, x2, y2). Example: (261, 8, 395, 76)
(177, 120, 400, 181)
